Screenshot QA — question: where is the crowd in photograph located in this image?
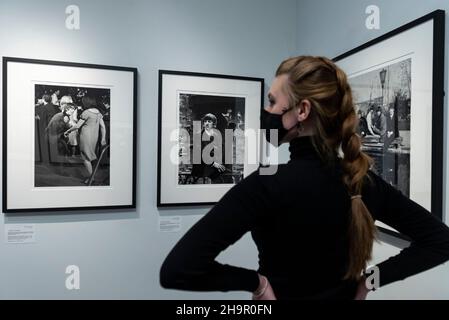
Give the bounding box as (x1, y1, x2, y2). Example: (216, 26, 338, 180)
(35, 86, 110, 185)
(356, 99, 410, 196)
(357, 103, 401, 151)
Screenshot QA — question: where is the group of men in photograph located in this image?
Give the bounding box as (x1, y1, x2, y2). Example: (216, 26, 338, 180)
(357, 103, 399, 151)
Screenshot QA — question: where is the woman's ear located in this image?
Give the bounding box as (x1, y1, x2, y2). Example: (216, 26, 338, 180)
(296, 99, 312, 122)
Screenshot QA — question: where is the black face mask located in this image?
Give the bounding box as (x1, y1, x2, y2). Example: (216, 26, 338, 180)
(260, 108, 290, 145)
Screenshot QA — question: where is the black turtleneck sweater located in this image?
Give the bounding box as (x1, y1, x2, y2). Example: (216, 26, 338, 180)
(160, 136, 449, 299)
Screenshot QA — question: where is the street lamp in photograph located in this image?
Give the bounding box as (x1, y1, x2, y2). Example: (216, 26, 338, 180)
(379, 68, 387, 106)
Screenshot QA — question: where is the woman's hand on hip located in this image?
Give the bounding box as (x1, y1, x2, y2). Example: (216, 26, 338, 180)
(252, 274, 277, 300)
(354, 277, 370, 300)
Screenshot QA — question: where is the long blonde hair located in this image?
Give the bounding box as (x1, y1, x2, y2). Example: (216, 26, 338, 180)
(276, 56, 377, 280)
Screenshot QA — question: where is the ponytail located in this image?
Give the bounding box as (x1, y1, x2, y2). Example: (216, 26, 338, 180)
(276, 56, 378, 280)
(337, 68, 377, 280)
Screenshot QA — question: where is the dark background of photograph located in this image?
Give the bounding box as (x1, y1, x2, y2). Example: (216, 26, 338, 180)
(35, 85, 110, 107)
(179, 94, 245, 136)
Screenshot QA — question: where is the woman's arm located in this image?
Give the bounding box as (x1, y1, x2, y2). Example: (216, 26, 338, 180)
(64, 118, 85, 136)
(160, 170, 275, 293)
(366, 173, 449, 288)
(99, 118, 107, 145)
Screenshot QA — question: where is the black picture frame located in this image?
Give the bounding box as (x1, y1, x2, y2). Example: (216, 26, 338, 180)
(333, 10, 445, 240)
(157, 70, 264, 207)
(2, 57, 138, 213)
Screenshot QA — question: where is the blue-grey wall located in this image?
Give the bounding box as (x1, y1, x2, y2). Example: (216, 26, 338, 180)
(0, 0, 297, 299)
(3, 0, 448, 300)
(296, 0, 449, 299)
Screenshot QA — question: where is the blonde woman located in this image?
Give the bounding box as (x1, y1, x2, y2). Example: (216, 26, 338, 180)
(160, 56, 449, 300)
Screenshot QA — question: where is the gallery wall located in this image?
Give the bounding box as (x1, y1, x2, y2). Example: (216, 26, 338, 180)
(2, 0, 449, 300)
(295, 0, 449, 299)
(0, 0, 297, 299)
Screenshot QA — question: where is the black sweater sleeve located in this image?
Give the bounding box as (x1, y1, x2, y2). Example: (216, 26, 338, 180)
(160, 164, 449, 293)
(367, 173, 449, 287)
(160, 171, 273, 292)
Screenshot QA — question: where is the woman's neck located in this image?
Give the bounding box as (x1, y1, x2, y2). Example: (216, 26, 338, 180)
(299, 118, 315, 137)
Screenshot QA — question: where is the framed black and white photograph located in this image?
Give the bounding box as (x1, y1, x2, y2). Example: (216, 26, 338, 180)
(158, 70, 264, 207)
(334, 10, 445, 238)
(3, 57, 137, 213)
